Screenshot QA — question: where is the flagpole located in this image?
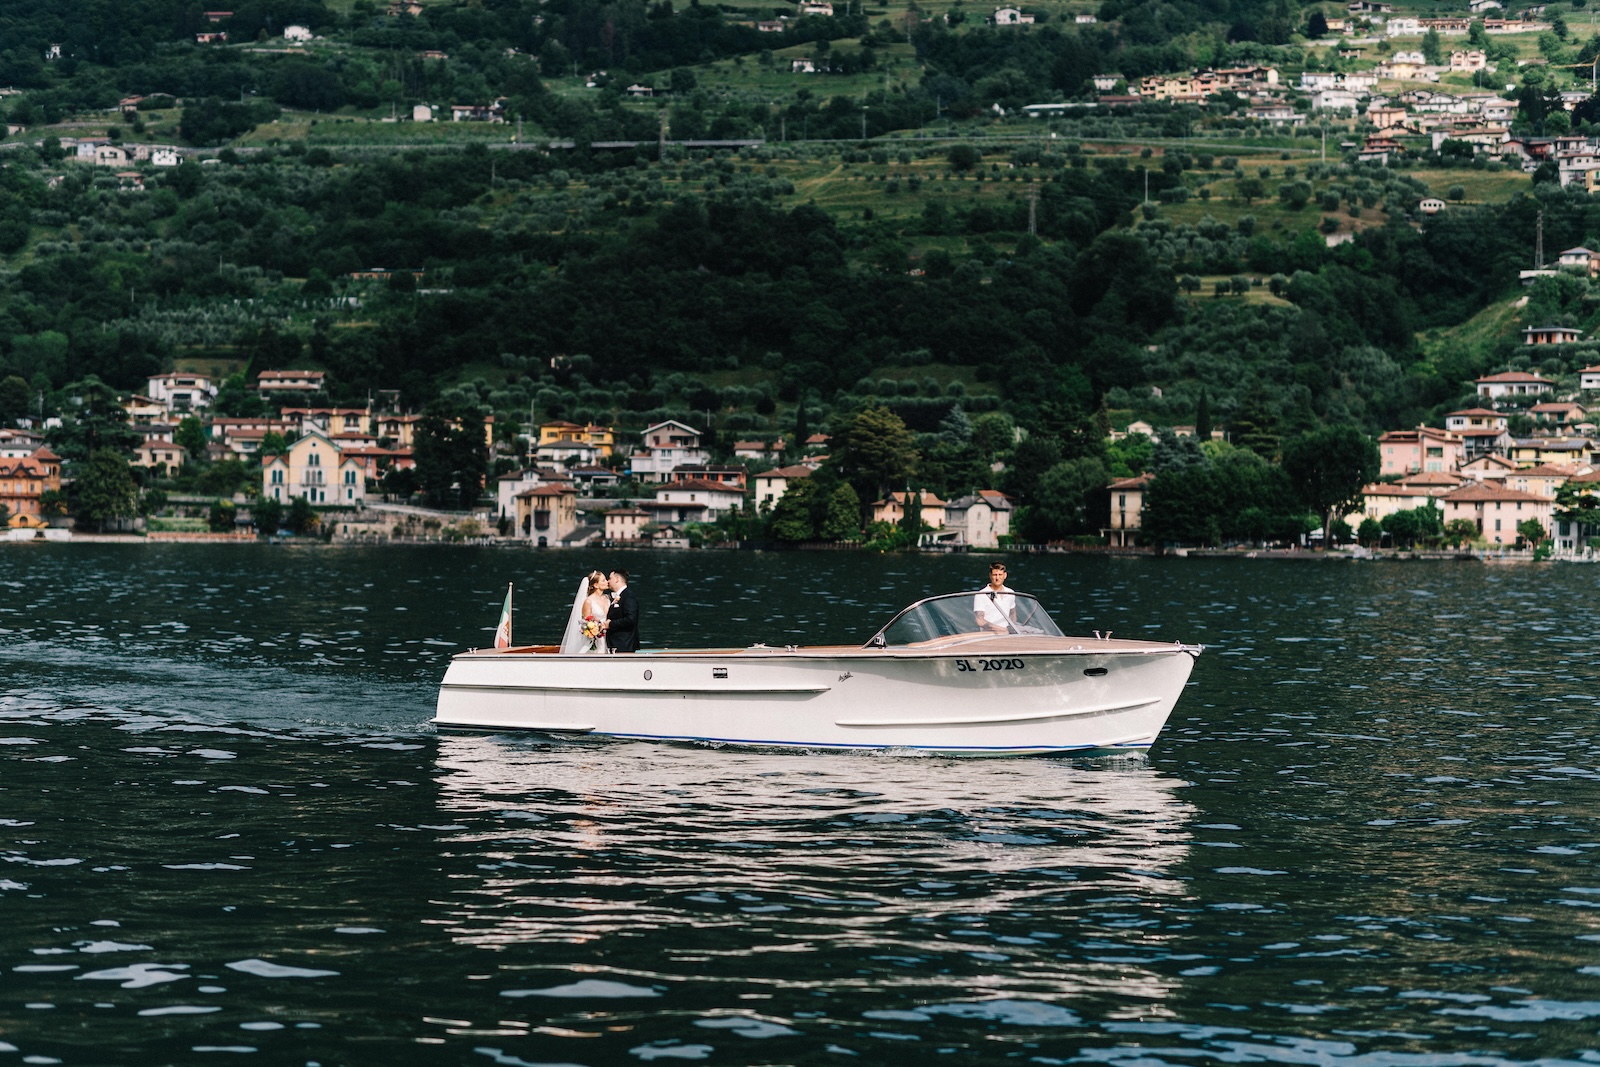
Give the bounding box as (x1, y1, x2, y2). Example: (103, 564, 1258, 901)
(494, 582, 514, 649)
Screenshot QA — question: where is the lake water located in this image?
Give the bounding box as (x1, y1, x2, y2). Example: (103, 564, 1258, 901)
(3, 544, 1600, 1065)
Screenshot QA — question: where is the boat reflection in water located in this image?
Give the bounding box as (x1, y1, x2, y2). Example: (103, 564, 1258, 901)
(435, 592, 1202, 755)
(429, 736, 1198, 1010)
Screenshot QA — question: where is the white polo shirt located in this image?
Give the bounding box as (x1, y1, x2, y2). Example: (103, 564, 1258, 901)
(974, 585, 1015, 630)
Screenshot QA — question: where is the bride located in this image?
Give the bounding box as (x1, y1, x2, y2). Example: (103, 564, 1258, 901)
(559, 571, 611, 654)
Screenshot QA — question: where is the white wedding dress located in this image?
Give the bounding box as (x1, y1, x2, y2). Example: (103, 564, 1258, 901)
(558, 578, 609, 654)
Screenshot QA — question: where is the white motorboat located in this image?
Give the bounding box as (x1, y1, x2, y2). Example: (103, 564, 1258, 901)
(433, 592, 1201, 755)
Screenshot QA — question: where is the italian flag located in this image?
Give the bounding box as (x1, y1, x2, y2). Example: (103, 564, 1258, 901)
(493, 584, 513, 649)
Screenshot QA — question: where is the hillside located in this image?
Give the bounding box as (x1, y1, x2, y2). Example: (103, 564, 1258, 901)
(6, 0, 1600, 543)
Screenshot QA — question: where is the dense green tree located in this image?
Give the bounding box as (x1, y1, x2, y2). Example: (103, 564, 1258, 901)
(819, 483, 861, 541)
(252, 495, 284, 536)
(768, 477, 821, 542)
(0, 375, 30, 425)
(1021, 456, 1108, 541)
(382, 465, 420, 499)
(1280, 425, 1379, 546)
(1002, 434, 1062, 502)
(969, 412, 1015, 461)
(834, 406, 917, 506)
(286, 495, 317, 536)
(175, 416, 207, 463)
(947, 144, 981, 172)
(212, 374, 267, 418)
(414, 413, 486, 510)
(1443, 518, 1479, 548)
(1106, 433, 1153, 478)
(49, 376, 141, 462)
(1421, 28, 1444, 65)
(900, 489, 926, 538)
(1229, 386, 1281, 459)
(1143, 448, 1301, 546)
(1380, 503, 1442, 548)
(1556, 480, 1600, 526)
(73, 449, 139, 531)
(207, 499, 237, 532)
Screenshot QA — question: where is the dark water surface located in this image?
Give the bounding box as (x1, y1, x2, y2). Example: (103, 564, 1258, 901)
(4, 545, 1600, 1066)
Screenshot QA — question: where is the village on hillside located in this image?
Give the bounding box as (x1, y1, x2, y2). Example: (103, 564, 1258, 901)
(1099, 357, 1600, 558)
(10, 353, 1600, 558)
(0, 368, 1018, 551)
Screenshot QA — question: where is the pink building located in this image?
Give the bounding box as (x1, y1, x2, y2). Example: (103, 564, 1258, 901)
(1378, 427, 1464, 476)
(1441, 482, 1553, 545)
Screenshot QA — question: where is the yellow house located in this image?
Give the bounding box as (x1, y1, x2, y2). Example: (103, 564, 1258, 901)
(260, 429, 367, 506)
(368, 413, 492, 451)
(871, 491, 947, 529)
(516, 483, 579, 545)
(538, 420, 615, 460)
(1508, 437, 1593, 467)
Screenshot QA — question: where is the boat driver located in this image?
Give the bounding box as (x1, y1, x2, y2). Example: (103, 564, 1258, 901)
(974, 562, 1017, 634)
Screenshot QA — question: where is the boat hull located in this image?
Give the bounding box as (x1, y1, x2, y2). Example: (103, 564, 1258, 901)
(433, 639, 1199, 755)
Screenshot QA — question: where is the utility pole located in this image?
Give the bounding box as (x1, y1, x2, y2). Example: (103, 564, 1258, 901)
(1537, 209, 1545, 269)
(658, 109, 667, 161)
(1027, 182, 1038, 236)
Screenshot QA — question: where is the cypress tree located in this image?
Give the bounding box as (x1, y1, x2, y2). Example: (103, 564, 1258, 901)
(1195, 390, 1212, 441)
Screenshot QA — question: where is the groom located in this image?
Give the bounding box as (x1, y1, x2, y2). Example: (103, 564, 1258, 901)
(606, 569, 640, 653)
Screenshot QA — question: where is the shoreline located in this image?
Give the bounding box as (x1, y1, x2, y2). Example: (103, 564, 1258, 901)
(3, 534, 1560, 561)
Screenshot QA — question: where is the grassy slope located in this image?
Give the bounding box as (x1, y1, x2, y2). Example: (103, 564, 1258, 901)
(1415, 297, 1524, 380)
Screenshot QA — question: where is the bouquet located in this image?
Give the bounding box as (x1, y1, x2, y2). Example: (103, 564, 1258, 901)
(581, 614, 604, 651)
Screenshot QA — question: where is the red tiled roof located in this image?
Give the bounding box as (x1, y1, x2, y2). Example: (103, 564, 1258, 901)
(517, 483, 576, 498)
(1379, 427, 1458, 442)
(876, 491, 948, 506)
(1364, 483, 1449, 497)
(663, 478, 745, 493)
(1397, 472, 1463, 487)
(1444, 482, 1553, 503)
(1476, 371, 1555, 384)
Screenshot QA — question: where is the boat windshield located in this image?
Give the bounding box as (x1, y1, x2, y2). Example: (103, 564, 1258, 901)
(867, 591, 1065, 648)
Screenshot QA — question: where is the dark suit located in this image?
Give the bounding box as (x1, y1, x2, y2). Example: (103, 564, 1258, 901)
(607, 585, 640, 653)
